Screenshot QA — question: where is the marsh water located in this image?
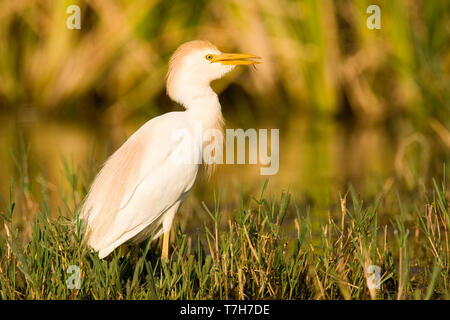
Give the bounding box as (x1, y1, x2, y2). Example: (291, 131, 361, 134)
(0, 110, 447, 238)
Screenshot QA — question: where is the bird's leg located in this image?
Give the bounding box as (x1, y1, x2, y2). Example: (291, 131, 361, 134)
(162, 231, 170, 261)
(161, 202, 178, 261)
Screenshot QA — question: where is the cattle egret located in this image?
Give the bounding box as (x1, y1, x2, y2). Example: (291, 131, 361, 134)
(80, 40, 260, 259)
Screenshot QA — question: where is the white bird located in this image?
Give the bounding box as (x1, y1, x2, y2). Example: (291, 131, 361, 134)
(80, 40, 260, 259)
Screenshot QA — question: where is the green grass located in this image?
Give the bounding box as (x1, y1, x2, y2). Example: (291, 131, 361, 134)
(0, 163, 448, 300)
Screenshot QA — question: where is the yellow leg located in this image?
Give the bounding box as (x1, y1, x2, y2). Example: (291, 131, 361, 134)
(162, 231, 170, 261)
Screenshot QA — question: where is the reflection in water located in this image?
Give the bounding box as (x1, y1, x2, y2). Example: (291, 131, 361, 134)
(0, 112, 444, 238)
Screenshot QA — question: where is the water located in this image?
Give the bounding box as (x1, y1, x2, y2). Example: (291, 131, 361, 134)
(0, 111, 446, 236)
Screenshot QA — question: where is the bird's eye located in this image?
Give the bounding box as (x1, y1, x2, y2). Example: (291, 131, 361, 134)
(205, 54, 213, 61)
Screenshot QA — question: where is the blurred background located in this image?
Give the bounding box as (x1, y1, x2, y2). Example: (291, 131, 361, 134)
(0, 0, 449, 236)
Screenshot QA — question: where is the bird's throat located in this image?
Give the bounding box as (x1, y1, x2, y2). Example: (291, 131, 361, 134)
(186, 92, 223, 132)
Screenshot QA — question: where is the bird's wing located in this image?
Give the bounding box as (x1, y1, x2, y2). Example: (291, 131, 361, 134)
(81, 112, 200, 252)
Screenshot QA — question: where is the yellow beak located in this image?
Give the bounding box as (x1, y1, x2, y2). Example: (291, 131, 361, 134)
(211, 53, 261, 65)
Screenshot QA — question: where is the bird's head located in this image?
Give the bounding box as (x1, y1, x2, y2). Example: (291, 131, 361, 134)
(166, 40, 260, 107)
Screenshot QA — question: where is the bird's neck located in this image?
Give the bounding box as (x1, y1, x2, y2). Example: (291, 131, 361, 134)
(184, 88, 224, 132)
(184, 88, 224, 175)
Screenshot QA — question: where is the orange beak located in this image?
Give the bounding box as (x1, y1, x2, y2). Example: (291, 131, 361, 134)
(211, 53, 261, 65)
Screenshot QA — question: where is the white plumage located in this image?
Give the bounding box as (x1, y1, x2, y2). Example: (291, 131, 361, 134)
(80, 40, 260, 259)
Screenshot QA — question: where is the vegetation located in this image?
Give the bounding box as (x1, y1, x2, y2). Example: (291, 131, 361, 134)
(0, 161, 448, 299)
(1, 0, 449, 120)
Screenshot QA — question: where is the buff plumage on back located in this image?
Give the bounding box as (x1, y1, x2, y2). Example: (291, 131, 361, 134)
(80, 132, 145, 249)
